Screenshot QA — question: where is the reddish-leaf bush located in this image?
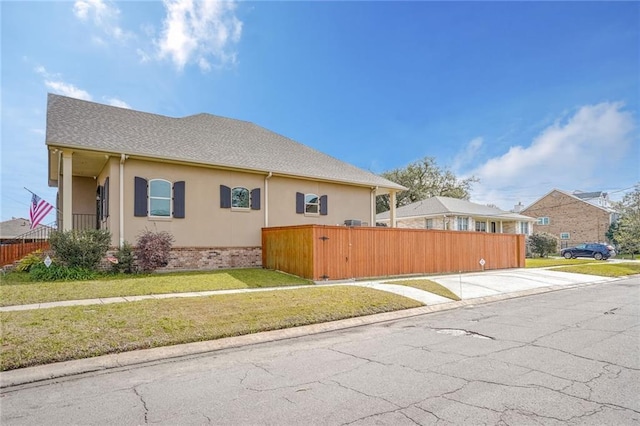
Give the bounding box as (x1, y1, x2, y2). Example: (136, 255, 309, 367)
(135, 230, 174, 272)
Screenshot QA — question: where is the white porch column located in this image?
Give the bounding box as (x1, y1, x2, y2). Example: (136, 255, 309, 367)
(390, 191, 397, 228)
(62, 149, 73, 231)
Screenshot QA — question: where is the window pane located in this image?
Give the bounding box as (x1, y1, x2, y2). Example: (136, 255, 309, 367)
(150, 180, 171, 198)
(150, 199, 170, 216)
(305, 194, 319, 214)
(232, 187, 249, 208)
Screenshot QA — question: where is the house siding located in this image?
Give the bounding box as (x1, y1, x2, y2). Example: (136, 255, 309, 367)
(522, 190, 613, 248)
(71, 158, 373, 251)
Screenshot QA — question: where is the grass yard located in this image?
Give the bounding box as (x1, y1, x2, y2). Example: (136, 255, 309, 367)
(525, 258, 601, 268)
(0, 286, 421, 371)
(551, 262, 640, 277)
(0, 269, 311, 307)
(384, 279, 461, 301)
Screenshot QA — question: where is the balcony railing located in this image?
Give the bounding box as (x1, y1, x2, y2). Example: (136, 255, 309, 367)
(57, 214, 99, 231)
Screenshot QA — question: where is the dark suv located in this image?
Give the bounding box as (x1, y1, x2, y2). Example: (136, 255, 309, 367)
(561, 243, 615, 260)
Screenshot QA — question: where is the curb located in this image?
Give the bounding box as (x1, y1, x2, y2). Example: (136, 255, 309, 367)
(0, 276, 625, 389)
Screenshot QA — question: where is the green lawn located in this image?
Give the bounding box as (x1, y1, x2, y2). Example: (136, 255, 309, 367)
(0, 269, 311, 307)
(551, 262, 640, 277)
(0, 286, 421, 371)
(384, 279, 461, 301)
(525, 258, 602, 268)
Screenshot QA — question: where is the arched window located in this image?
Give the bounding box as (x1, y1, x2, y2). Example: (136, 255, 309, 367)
(232, 187, 250, 209)
(305, 193, 319, 214)
(149, 179, 171, 217)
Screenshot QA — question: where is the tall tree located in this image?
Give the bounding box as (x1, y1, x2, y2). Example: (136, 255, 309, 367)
(612, 183, 640, 257)
(377, 157, 478, 213)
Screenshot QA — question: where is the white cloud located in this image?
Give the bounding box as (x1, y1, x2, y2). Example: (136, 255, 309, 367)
(73, 0, 130, 42)
(469, 102, 635, 209)
(452, 137, 483, 172)
(105, 97, 131, 109)
(35, 65, 92, 101)
(44, 81, 93, 101)
(157, 0, 243, 71)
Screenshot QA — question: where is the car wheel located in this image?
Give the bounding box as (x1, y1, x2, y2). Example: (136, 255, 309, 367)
(563, 252, 572, 259)
(594, 252, 603, 260)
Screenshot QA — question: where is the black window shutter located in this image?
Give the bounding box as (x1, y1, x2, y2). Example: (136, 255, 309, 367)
(251, 188, 261, 210)
(96, 185, 104, 221)
(173, 181, 185, 218)
(320, 195, 328, 215)
(104, 177, 109, 218)
(220, 185, 231, 208)
(296, 192, 304, 214)
(134, 176, 148, 217)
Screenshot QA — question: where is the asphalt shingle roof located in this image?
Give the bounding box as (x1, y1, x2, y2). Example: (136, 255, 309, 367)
(46, 94, 405, 191)
(376, 196, 534, 221)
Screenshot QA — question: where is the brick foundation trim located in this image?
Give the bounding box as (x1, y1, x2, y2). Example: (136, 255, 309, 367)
(161, 246, 262, 271)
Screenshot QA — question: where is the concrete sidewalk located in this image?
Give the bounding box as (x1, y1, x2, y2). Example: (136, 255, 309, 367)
(0, 268, 624, 388)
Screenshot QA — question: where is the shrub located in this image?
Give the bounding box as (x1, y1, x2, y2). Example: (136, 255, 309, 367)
(529, 232, 559, 258)
(16, 250, 44, 272)
(29, 262, 97, 281)
(135, 230, 174, 272)
(111, 242, 136, 274)
(49, 229, 111, 270)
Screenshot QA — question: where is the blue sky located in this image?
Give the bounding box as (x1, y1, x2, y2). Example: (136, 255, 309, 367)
(1, 1, 639, 223)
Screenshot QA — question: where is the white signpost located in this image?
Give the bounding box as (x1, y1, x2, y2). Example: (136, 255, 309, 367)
(479, 258, 486, 271)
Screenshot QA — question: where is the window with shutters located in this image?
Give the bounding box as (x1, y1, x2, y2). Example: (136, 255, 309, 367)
(149, 179, 172, 217)
(232, 187, 250, 209)
(220, 185, 261, 210)
(135, 177, 184, 218)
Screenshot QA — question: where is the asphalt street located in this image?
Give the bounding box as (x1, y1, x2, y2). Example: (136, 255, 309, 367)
(1, 276, 638, 425)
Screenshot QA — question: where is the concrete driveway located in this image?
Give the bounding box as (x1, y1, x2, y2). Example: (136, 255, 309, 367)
(364, 268, 617, 303)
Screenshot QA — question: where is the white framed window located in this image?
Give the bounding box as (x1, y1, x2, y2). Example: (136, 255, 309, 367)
(457, 217, 469, 231)
(537, 217, 549, 225)
(519, 222, 530, 234)
(149, 179, 171, 217)
(476, 221, 487, 232)
(425, 218, 433, 229)
(305, 193, 319, 214)
(560, 232, 570, 240)
(231, 187, 250, 209)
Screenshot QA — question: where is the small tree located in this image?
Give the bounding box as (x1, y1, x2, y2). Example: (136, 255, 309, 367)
(529, 232, 558, 258)
(135, 230, 174, 272)
(49, 229, 111, 270)
(612, 184, 640, 258)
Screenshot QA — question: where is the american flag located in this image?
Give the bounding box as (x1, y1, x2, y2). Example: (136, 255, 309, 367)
(29, 193, 54, 229)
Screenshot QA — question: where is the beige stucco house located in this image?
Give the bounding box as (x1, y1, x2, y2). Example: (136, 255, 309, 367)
(522, 189, 618, 249)
(45, 94, 405, 269)
(376, 196, 535, 235)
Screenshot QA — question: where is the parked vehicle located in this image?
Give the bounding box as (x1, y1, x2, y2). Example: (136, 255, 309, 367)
(561, 243, 615, 260)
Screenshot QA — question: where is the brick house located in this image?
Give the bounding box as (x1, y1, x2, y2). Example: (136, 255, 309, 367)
(522, 189, 619, 249)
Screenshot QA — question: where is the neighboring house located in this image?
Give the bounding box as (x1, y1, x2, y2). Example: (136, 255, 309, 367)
(45, 94, 405, 269)
(376, 196, 535, 235)
(0, 218, 54, 244)
(521, 189, 619, 249)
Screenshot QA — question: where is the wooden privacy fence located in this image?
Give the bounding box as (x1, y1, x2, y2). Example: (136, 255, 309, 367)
(262, 225, 525, 280)
(0, 241, 50, 267)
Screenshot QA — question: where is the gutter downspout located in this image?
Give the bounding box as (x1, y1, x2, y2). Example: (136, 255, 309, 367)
(264, 172, 273, 227)
(119, 154, 127, 247)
